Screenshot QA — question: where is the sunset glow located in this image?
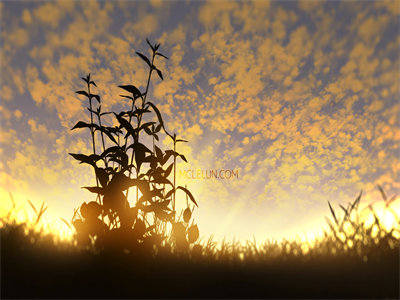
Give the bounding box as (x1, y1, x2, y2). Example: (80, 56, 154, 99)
(1, 0, 399, 244)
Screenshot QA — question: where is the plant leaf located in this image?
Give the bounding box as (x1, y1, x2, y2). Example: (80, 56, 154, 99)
(156, 52, 168, 59)
(114, 112, 136, 139)
(69, 153, 101, 166)
(119, 94, 134, 101)
(71, 121, 99, 131)
(118, 85, 143, 98)
(187, 224, 199, 243)
(164, 163, 173, 178)
(165, 188, 174, 199)
(155, 68, 163, 80)
(155, 145, 163, 160)
(136, 51, 152, 68)
(82, 186, 105, 195)
(176, 186, 198, 207)
(154, 124, 162, 133)
(95, 126, 118, 145)
(76, 90, 89, 98)
(146, 38, 155, 51)
(138, 122, 156, 133)
(95, 167, 108, 187)
(90, 94, 100, 103)
(146, 102, 173, 138)
(183, 208, 191, 223)
(86, 107, 99, 116)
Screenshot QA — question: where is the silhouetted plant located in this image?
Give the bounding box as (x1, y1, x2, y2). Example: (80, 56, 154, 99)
(70, 39, 199, 253)
(325, 185, 399, 256)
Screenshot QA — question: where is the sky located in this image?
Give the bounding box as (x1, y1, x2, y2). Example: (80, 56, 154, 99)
(0, 0, 399, 242)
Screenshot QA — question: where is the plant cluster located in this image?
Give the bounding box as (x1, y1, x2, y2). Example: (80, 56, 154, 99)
(323, 185, 399, 257)
(69, 39, 199, 253)
(1, 186, 399, 262)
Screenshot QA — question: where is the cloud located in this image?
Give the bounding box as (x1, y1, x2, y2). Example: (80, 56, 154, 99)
(132, 14, 159, 37)
(33, 1, 74, 28)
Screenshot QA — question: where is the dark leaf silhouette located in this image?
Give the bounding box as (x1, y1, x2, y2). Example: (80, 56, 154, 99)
(69, 40, 199, 253)
(95, 167, 109, 187)
(146, 38, 155, 51)
(156, 52, 169, 59)
(128, 142, 152, 156)
(164, 163, 174, 178)
(119, 94, 134, 100)
(165, 188, 175, 199)
(146, 102, 172, 137)
(155, 145, 163, 160)
(118, 85, 143, 98)
(95, 126, 118, 145)
(86, 201, 102, 218)
(155, 68, 163, 80)
(138, 122, 156, 133)
(176, 186, 198, 207)
(71, 121, 99, 131)
(154, 124, 162, 133)
(69, 153, 101, 166)
(90, 94, 100, 103)
(114, 112, 136, 138)
(136, 51, 152, 68)
(87, 107, 99, 116)
(100, 146, 124, 158)
(144, 127, 152, 136)
(82, 186, 105, 195)
(76, 90, 89, 98)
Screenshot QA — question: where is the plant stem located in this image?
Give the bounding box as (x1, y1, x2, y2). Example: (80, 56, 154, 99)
(126, 52, 156, 202)
(97, 113, 108, 168)
(87, 82, 97, 156)
(87, 81, 100, 201)
(173, 137, 176, 219)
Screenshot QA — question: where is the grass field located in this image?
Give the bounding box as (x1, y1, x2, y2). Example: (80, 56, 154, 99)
(1, 190, 399, 299)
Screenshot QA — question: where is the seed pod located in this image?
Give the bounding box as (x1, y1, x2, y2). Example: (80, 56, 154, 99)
(183, 208, 192, 223)
(187, 224, 199, 244)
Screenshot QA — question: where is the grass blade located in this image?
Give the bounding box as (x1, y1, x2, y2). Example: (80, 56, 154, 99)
(61, 218, 72, 229)
(377, 184, 387, 202)
(27, 200, 37, 214)
(328, 201, 338, 225)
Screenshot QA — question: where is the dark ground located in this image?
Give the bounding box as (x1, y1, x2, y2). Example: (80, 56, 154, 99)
(2, 244, 399, 299)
